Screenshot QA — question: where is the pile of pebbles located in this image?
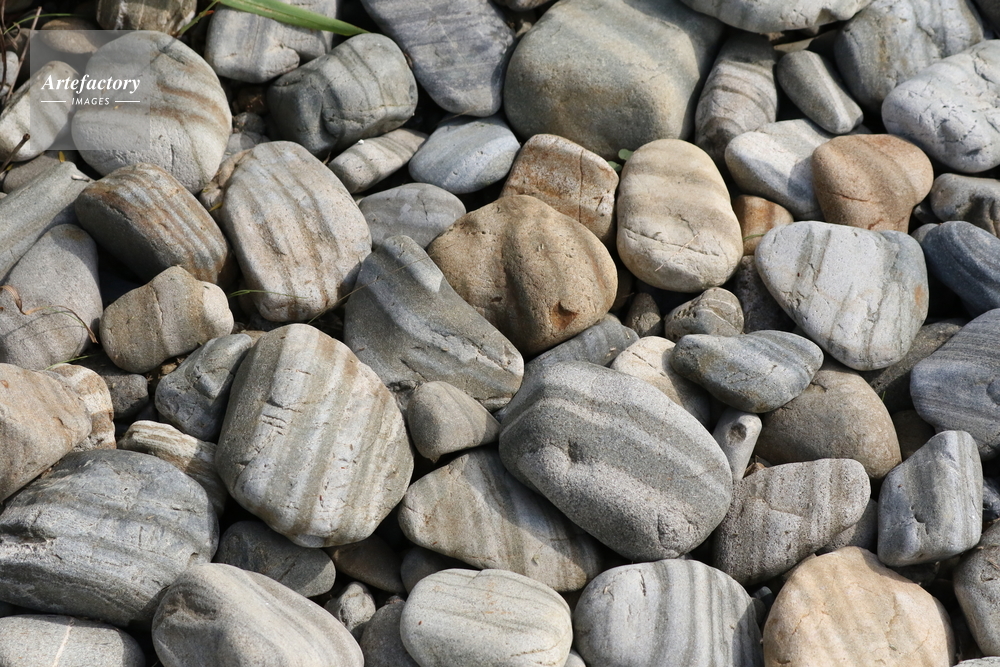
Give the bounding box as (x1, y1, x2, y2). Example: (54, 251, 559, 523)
(3, 0, 1000, 664)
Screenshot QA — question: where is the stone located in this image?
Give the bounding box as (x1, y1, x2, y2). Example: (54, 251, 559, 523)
(359, 184, 466, 248)
(777, 51, 863, 135)
(409, 115, 520, 195)
(671, 331, 824, 413)
(617, 140, 742, 292)
(726, 120, 833, 220)
(878, 430, 982, 566)
(920, 221, 1000, 316)
(695, 33, 779, 166)
(883, 41, 1000, 173)
(401, 569, 572, 667)
(217, 324, 412, 547)
(609, 336, 711, 425)
(731, 256, 795, 333)
(0, 449, 217, 626)
(213, 141, 370, 322)
(504, 0, 724, 160)
(360, 599, 420, 667)
(624, 292, 662, 338)
(0, 615, 144, 667)
(428, 195, 617, 355)
(3, 153, 63, 194)
(893, 410, 936, 460)
(100, 266, 233, 374)
(574, 559, 763, 667)
(326, 582, 376, 639)
(756, 363, 902, 478)
(268, 34, 417, 154)
(499, 361, 733, 561)
(406, 381, 500, 462)
(714, 459, 870, 585)
(344, 235, 524, 409)
(153, 563, 362, 666)
(522, 315, 639, 380)
(327, 534, 405, 594)
(97, 0, 195, 32)
(678, 0, 874, 32)
(820, 497, 878, 554)
(45, 363, 115, 451)
(662, 287, 744, 341)
(955, 521, 1000, 655)
(74, 31, 231, 192)
(500, 133, 618, 245)
(811, 134, 933, 232)
(0, 61, 76, 162)
(359, 0, 514, 116)
(931, 174, 1000, 236)
(764, 547, 954, 666)
(77, 352, 148, 419)
(714, 408, 762, 481)
(330, 129, 427, 194)
(755, 221, 928, 371)
(835, 0, 985, 111)
(401, 548, 465, 593)
(75, 162, 234, 284)
(734, 195, 794, 256)
(399, 448, 604, 592)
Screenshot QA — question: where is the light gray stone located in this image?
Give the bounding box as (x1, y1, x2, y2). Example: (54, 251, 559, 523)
(678, 0, 874, 32)
(0, 615, 144, 667)
(330, 129, 427, 193)
(327, 534, 405, 595)
(360, 599, 420, 667)
(359, 183, 465, 248)
(662, 287, 744, 341)
(406, 381, 500, 462)
(609, 336, 711, 426)
(956, 521, 1000, 654)
(523, 315, 639, 381)
(97, 0, 195, 32)
(777, 50, 863, 134)
(409, 115, 520, 194)
(920, 220, 1000, 316)
(45, 363, 115, 451)
(931, 174, 1000, 236)
(624, 292, 662, 338)
(819, 498, 878, 554)
(714, 408, 762, 481)
(0, 61, 76, 161)
(326, 582, 376, 639)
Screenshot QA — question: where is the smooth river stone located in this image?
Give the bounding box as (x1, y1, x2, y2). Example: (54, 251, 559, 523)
(732, 257, 796, 334)
(776, 51, 862, 135)
(734, 195, 794, 255)
(360, 183, 466, 248)
(519, 314, 639, 386)
(956, 521, 1000, 655)
(343, 235, 524, 409)
(73, 31, 231, 192)
(911, 309, 1000, 459)
(0, 615, 144, 667)
(153, 563, 362, 667)
(329, 129, 427, 194)
(920, 221, 1000, 317)
(215, 141, 370, 321)
(574, 560, 763, 667)
(714, 408, 762, 481)
(0, 61, 76, 162)
(756, 221, 928, 371)
(671, 331, 824, 413)
(359, 0, 514, 117)
(401, 569, 572, 667)
(624, 292, 662, 337)
(0, 449, 217, 627)
(618, 139, 742, 292)
(75, 162, 233, 284)
(428, 195, 617, 355)
(931, 174, 1000, 236)
(399, 448, 603, 592)
(883, 40, 1000, 173)
(406, 381, 500, 462)
(678, 0, 873, 32)
(878, 430, 982, 567)
(360, 599, 420, 667)
(97, 0, 194, 32)
(714, 459, 870, 585)
(610, 336, 711, 426)
(45, 363, 115, 451)
(217, 323, 412, 547)
(504, 0, 724, 160)
(327, 534, 405, 594)
(499, 361, 733, 561)
(662, 287, 744, 341)
(327, 582, 375, 638)
(409, 115, 520, 195)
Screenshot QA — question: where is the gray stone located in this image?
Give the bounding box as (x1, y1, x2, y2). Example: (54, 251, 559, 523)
(714, 408, 762, 481)
(730, 256, 795, 334)
(0, 449, 217, 627)
(756, 221, 928, 371)
(931, 174, 1000, 236)
(223, 129, 268, 161)
(523, 315, 639, 381)
(78, 352, 148, 419)
(504, 0, 724, 160)
(359, 183, 465, 248)
(574, 560, 763, 667)
(893, 409, 937, 460)
(678, 0, 874, 32)
(564, 652, 587, 667)
(399, 448, 604, 592)
(713, 459, 870, 585)
(326, 582, 376, 640)
(0, 61, 76, 161)
(45, 363, 115, 451)
(327, 534, 405, 594)
(959, 661, 1000, 666)
(268, 34, 417, 154)
(401, 569, 572, 667)
(878, 430, 982, 567)
(777, 51, 863, 135)
(359, 0, 514, 116)
(217, 324, 412, 547)
(3, 153, 62, 194)
(883, 40, 1000, 173)
(154, 333, 253, 441)
(956, 521, 1000, 654)
(409, 115, 520, 195)
(97, 0, 195, 32)
(609, 336, 711, 425)
(360, 599, 420, 667)
(624, 292, 662, 338)
(0, 51, 16, 98)
(330, 129, 427, 193)
(499, 361, 732, 561)
(819, 498, 877, 554)
(406, 381, 500, 462)
(153, 563, 362, 666)
(100, 266, 234, 374)
(401, 548, 466, 593)
(344, 235, 523, 409)
(662, 287, 744, 341)
(921, 220, 1000, 317)
(0, 615, 144, 667)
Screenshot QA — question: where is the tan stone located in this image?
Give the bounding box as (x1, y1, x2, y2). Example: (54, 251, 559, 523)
(427, 195, 617, 355)
(812, 135, 934, 232)
(733, 194, 793, 255)
(610, 336, 711, 425)
(764, 547, 955, 667)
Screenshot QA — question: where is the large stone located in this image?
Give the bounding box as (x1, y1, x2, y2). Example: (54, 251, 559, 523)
(776, 50, 863, 135)
(406, 381, 500, 462)
(609, 336, 711, 425)
(920, 221, 1000, 317)
(409, 115, 520, 195)
(956, 521, 1000, 655)
(678, 0, 874, 32)
(359, 183, 465, 248)
(931, 174, 1000, 236)
(0, 615, 144, 667)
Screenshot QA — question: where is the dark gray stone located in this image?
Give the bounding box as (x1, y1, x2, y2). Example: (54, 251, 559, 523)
(921, 220, 1000, 316)
(956, 521, 1000, 654)
(327, 534, 405, 595)
(931, 174, 1000, 236)
(360, 598, 420, 667)
(730, 256, 795, 334)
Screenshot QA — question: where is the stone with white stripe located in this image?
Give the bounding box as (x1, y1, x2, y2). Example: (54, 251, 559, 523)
(409, 115, 520, 194)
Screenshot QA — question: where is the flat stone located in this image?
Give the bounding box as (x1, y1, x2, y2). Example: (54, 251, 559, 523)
(153, 563, 362, 666)
(878, 430, 982, 566)
(574, 560, 763, 667)
(360, 599, 420, 667)
(662, 287, 744, 341)
(820, 497, 877, 554)
(406, 381, 500, 462)
(344, 235, 524, 409)
(217, 324, 412, 547)
(499, 361, 732, 561)
(0, 615, 144, 667)
(931, 174, 1000, 236)
(920, 221, 1000, 317)
(617, 140, 742, 292)
(756, 221, 928, 370)
(714, 408, 762, 481)
(400, 569, 572, 667)
(327, 534, 405, 595)
(45, 363, 115, 451)
(97, 0, 194, 32)
(504, 0, 724, 160)
(0, 449, 217, 627)
(956, 521, 1000, 655)
(522, 314, 639, 380)
(610, 336, 711, 425)
(326, 582, 376, 639)
(330, 129, 427, 194)
(731, 256, 795, 333)
(0, 61, 76, 162)
(359, 183, 466, 248)
(624, 292, 662, 338)
(678, 0, 873, 32)
(734, 195, 793, 256)
(428, 195, 616, 355)
(764, 547, 955, 667)
(409, 115, 520, 195)
(777, 51, 862, 135)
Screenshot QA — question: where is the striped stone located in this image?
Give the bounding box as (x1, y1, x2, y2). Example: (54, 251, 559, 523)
(0, 61, 76, 161)
(920, 221, 1000, 317)
(406, 381, 500, 462)
(575, 559, 763, 667)
(359, 183, 466, 249)
(45, 363, 115, 451)
(330, 128, 427, 194)
(76, 163, 233, 283)
(97, 0, 195, 32)
(956, 522, 1000, 655)
(216, 141, 371, 322)
(217, 323, 412, 547)
(0, 615, 144, 667)
(610, 336, 711, 425)
(399, 448, 604, 591)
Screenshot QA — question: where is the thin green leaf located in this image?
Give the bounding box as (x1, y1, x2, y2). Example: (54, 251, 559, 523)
(218, 0, 368, 35)
(175, 0, 221, 37)
(2, 13, 74, 35)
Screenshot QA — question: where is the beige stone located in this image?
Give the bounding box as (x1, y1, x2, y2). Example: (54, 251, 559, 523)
(734, 194, 793, 255)
(610, 336, 710, 425)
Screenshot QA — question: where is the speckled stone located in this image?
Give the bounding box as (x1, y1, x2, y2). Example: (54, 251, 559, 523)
(409, 115, 520, 195)
(359, 183, 466, 248)
(679, 0, 874, 32)
(610, 336, 711, 425)
(406, 381, 500, 462)
(330, 129, 427, 194)
(931, 174, 1000, 236)
(0, 615, 144, 667)
(819, 498, 878, 554)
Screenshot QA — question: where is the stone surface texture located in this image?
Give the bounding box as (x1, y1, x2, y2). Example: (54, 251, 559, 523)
(0, 615, 145, 667)
(610, 336, 711, 425)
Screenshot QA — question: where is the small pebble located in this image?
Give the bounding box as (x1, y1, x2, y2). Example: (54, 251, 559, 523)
(326, 582, 377, 639)
(662, 287, 744, 341)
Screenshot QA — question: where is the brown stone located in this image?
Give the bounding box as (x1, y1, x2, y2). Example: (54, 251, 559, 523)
(733, 194, 793, 255)
(812, 135, 933, 232)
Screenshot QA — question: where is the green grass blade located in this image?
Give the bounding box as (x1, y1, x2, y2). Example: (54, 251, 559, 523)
(218, 0, 368, 35)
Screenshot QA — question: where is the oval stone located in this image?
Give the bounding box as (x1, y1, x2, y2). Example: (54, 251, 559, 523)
(409, 115, 520, 195)
(920, 220, 1000, 317)
(678, 0, 873, 32)
(0, 615, 144, 667)
(359, 183, 466, 249)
